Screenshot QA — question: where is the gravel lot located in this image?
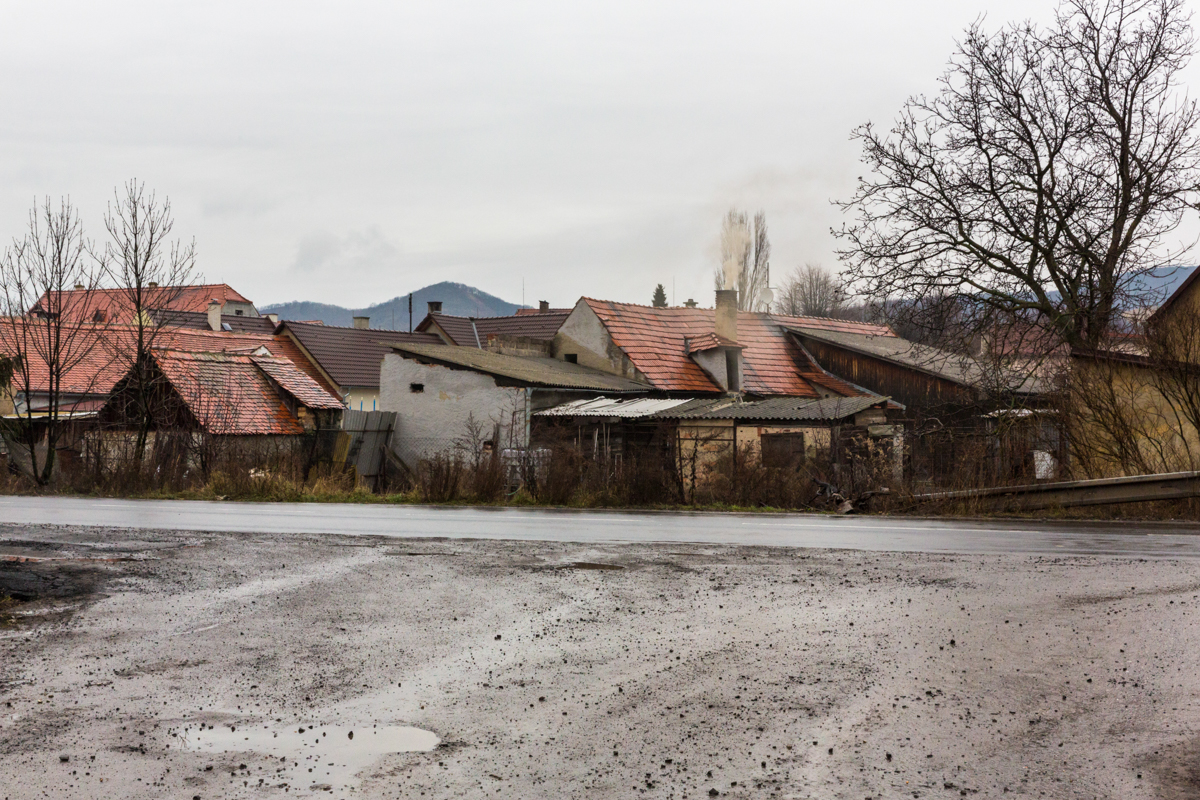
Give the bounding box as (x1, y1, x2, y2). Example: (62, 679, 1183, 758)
(2, 521, 1200, 799)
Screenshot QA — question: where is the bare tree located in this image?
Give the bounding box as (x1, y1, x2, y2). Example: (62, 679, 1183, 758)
(100, 181, 199, 463)
(715, 209, 771, 311)
(836, 0, 1200, 355)
(0, 198, 108, 485)
(778, 264, 846, 317)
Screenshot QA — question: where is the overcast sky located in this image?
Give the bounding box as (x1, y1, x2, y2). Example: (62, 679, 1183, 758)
(5, 0, 1193, 310)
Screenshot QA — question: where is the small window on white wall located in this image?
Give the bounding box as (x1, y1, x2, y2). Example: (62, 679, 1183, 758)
(410, 383, 425, 393)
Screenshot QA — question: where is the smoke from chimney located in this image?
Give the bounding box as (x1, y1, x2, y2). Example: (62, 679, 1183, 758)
(720, 212, 750, 292)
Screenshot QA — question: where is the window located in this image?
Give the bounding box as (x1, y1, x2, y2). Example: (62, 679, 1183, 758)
(761, 433, 806, 469)
(235, 309, 244, 316)
(410, 383, 425, 393)
(564, 353, 578, 364)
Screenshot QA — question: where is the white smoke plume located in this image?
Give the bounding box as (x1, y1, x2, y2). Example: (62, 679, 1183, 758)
(719, 210, 750, 290)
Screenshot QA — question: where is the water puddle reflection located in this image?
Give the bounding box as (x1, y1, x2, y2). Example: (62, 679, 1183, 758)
(177, 719, 439, 793)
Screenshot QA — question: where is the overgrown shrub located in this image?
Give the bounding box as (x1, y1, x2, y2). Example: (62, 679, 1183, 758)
(416, 453, 464, 503)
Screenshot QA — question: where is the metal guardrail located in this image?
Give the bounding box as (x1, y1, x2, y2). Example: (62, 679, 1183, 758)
(913, 470, 1200, 510)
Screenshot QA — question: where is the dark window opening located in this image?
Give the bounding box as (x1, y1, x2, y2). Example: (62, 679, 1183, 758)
(234, 309, 244, 316)
(564, 353, 578, 364)
(761, 433, 806, 469)
(724, 350, 740, 391)
(410, 383, 425, 393)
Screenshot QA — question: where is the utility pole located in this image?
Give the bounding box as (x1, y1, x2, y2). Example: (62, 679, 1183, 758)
(408, 293, 413, 333)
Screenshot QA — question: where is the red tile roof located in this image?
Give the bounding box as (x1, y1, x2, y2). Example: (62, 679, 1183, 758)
(31, 284, 255, 323)
(251, 356, 345, 410)
(151, 351, 304, 435)
(684, 333, 742, 353)
(580, 299, 868, 398)
(0, 320, 337, 400)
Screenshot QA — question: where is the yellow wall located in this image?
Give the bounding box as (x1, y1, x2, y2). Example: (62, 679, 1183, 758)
(1067, 356, 1200, 477)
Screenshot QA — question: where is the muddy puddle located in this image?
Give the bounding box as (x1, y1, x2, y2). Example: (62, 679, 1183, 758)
(177, 719, 439, 793)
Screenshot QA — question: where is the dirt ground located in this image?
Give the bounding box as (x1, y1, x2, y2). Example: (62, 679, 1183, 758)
(2, 523, 1200, 799)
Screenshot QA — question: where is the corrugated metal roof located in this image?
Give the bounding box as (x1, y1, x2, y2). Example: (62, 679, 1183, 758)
(536, 394, 890, 422)
(535, 397, 695, 418)
(655, 394, 888, 421)
(389, 343, 652, 392)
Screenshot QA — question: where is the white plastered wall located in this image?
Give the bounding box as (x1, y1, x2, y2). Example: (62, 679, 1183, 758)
(380, 353, 527, 463)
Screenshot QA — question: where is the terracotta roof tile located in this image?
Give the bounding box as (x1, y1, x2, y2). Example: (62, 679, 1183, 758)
(0, 320, 337, 400)
(151, 351, 304, 435)
(251, 356, 345, 410)
(583, 299, 868, 398)
(31, 284, 255, 323)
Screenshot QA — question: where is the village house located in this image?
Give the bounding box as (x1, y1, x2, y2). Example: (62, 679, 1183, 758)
(379, 340, 650, 467)
(538, 291, 904, 469)
(1064, 269, 1200, 477)
(377, 291, 908, 488)
(95, 349, 343, 473)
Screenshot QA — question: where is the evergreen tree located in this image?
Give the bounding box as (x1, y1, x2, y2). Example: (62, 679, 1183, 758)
(651, 283, 667, 307)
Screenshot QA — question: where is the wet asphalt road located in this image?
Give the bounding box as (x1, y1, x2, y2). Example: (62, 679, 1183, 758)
(3, 495, 1200, 558)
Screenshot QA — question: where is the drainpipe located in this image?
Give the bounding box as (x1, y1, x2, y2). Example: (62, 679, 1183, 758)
(469, 317, 482, 349)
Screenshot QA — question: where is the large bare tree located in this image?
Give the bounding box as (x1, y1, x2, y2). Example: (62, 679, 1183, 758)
(836, 0, 1200, 353)
(0, 198, 108, 485)
(778, 263, 846, 317)
(100, 180, 199, 463)
(715, 209, 771, 311)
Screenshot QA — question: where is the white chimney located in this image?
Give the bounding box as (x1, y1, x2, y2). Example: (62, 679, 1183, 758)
(265, 313, 279, 326)
(207, 300, 222, 331)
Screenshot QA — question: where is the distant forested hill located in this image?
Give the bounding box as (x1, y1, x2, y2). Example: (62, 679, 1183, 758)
(262, 281, 523, 328)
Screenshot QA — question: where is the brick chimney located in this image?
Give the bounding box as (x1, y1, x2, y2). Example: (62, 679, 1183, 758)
(538, 300, 549, 312)
(715, 289, 738, 343)
(353, 316, 369, 329)
(427, 300, 443, 315)
(207, 299, 222, 331)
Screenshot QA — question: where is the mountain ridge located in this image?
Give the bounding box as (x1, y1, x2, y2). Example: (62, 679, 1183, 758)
(262, 281, 524, 328)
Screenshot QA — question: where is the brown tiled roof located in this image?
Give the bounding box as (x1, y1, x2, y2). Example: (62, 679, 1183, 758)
(580, 299, 867, 398)
(516, 308, 572, 315)
(151, 351, 304, 435)
(252, 356, 345, 409)
(282, 321, 441, 390)
(418, 311, 570, 346)
(160, 310, 277, 333)
(31, 284, 255, 323)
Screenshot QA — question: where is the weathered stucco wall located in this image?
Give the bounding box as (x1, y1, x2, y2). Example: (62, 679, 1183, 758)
(380, 353, 527, 462)
(553, 302, 645, 383)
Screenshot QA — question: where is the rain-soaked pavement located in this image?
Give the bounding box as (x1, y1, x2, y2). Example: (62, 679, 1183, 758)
(3, 495, 1200, 557)
(4, 519, 1200, 798)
